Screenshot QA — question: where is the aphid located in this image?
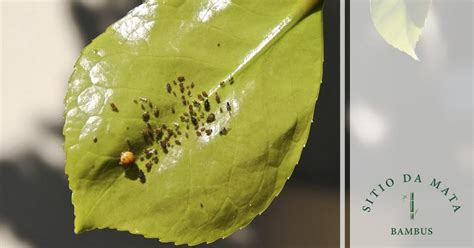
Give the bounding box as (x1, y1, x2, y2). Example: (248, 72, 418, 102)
(93, 137, 98, 143)
(204, 99, 210, 112)
(155, 128, 163, 140)
(110, 103, 119, 112)
(154, 109, 160, 118)
(173, 91, 177, 97)
(191, 116, 198, 126)
(126, 139, 133, 148)
(217, 43, 221, 47)
(187, 90, 192, 97)
(162, 124, 168, 130)
(191, 82, 195, 88)
(196, 131, 202, 136)
(177, 76, 185, 82)
(219, 128, 228, 136)
(202, 91, 208, 98)
(140, 157, 145, 161)
(145, 162, 153, 172)
(215, 93, 221, 104)
(153, 157, 159, 164)
(119, 151, 135, 166)
(177, 131, 182, 135)
(148, 102, 153, 108)
(139, 97, 148, 102)
(193, 101, 200, 108)
(179, 85, 185, 93)
(166, 83, 172, 93)
(200, 127, 206, 132)
(200, 203, 204, 208)
(142, 112, 150, 122)
(180, 116, 186, 122)
(141, 104, 146, 110)
(198, 94, 204, 101)
(171, 106, 176, 114)
(185, 132, 189, 138)
(183, 112, 189, 116)
(226, 102, 231, 112)
(175, 140, 181, 145)
(220, 81, 225, 87)
(220, 107, 223, 113)
(142, 128, 154, 143)
(200, 113, 205, 119)
(133, 99, 138, 104)
(138, 170, 145, 183)
(173, 80, 177, 85)
(206, 113, 215, 123)
(229, 77, 235, 85)
(160, 141, 169, 153)
(205, 129, 212, 136)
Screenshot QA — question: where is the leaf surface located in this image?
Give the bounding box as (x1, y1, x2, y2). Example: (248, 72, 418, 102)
(64, 0, 323, 245)
(370, 0, 431, 60)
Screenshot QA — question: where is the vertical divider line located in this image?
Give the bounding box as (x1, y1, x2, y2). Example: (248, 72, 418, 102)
(340, 0, 346, 247)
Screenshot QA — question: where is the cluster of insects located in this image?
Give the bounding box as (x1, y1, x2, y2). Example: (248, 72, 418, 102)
(104, 75, 235, 181)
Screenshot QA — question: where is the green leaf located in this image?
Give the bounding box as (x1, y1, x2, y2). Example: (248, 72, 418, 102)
(64, 0, 323, 245)
(370, 0, 432, 60)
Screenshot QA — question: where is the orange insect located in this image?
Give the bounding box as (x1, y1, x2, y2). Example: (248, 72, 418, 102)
(119, 151, 135, 166)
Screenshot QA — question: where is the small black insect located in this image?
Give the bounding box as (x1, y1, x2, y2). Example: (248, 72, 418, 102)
(110, 103, 119, 112)
(206, 113, 215, 123)
(220, 81, 225, 87)
(202, 91, 208, 98)
(226, 102, 231, 112)
(175, 140, 181, 145)
(177, 76, 185, 82)
(93, 137, 98, 143)
(204, 99, 210, 112)
(155, 128, 163, 140)
(146, 162, 153, 172)
(219, 128, 228, 136)
(229, 77, 234, 85)
(154, 109, 160, 118)
(191, 116, 198, 126)
(160, 141, 169, 154)
(205, 129, 212, 136)
(191, 82, 195, 88)
(166, 83, 172, 93)
(142, 112, 150, 122)
(171, 106, 176, 114)
(133, 99, 138, 104)
(197, 94, 204, 101)
(196, 131, 202, 136)
(215, 93, 221, 104)
(138, 170, 146, 183)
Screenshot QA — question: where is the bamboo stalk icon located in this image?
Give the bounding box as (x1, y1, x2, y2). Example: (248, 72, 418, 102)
(410, 192, 415, 220)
